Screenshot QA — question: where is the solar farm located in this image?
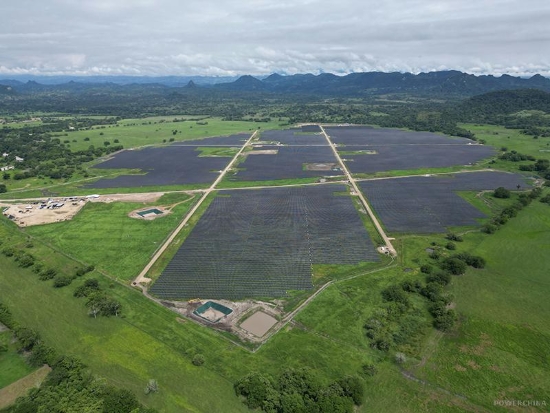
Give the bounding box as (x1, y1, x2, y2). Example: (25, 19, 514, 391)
(150, 184, 379, 300)
(84, 125, 515, 308)
(325, 126, 496, 174)
(88, 134, 249, 188)
(359, 171, 530, 233)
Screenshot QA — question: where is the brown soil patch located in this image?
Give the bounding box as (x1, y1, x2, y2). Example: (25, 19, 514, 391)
(246, 149, 279, 155)
(240, 311, 278, 337)
(1, 199, 87, 227)
(467, 360, 481, 370)
(89, 192, 164, 203)
(0, 365, 51, 409)
(454, 364, 467, 372)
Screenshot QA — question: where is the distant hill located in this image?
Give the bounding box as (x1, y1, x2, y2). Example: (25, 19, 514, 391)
(3, 71, 549, 98)
(214, 71, 550, 97)
(457, 89, 550, 121)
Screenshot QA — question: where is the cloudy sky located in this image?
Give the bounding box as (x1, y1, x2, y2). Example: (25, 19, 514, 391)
(1, 0, 549, 77)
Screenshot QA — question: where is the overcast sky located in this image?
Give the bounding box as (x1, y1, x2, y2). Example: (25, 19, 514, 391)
(1, 0, 549, 77)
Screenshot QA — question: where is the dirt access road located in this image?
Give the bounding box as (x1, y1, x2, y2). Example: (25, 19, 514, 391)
(319, 125, 397, 256)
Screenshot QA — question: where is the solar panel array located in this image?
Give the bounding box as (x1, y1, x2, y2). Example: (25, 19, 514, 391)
(341, 145, 496, 174)
(259, 129, 328, 146)
(324, 126, 470, 145)
(150, 185, 379, 300)
(301, 125, 322, 133)
(359, 172, 530, 234)
(89, 134, 249, 188)
(233, 146, 341, 181)
(323, 126, 496, 174)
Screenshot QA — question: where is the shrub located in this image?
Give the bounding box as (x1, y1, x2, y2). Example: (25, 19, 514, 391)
(420, 265, 432, 274)
(433, 310, 457, 331)
(445, 242, 456, 250)
(482, 223, 498, 234)
(440, 258, 467, 275)
(2, 247, 16, 257)
(336, 375, 365, 405)
(361, 364, 377, 377)
(53, 275, 75, 288)
(38, 268, 58, 281)
(493, 187, 511, 198)
(427, 271, 452, 286)
(445, 233, 463, 242)
(381, 285, 410, 306)
(192, 354, 205, 366)
(14, 252, 35, 268)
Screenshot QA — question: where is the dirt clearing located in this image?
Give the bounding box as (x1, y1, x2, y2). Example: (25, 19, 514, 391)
(1, 199, 87, 227)
(240, 311, 278, 337)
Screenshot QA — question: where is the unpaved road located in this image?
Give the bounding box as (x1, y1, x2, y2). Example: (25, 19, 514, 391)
(319, 125, 397, 256)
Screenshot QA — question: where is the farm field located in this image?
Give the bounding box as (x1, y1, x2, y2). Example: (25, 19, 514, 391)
(460, 123, 550, 159)
(359, 171, 530, 234)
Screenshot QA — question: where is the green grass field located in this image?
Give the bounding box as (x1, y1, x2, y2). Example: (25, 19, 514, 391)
(64, 117, 283, 152)
(461, 124, 550, 168)
(25, 194, 198, 281)
(405, 200, 550, 410)
(0, 331, 35, 389)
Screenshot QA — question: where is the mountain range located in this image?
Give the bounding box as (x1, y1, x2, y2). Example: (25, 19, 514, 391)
(1, 71, 550, 98)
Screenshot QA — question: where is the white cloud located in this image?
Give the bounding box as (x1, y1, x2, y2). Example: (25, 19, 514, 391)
(0, 0, 549, 77)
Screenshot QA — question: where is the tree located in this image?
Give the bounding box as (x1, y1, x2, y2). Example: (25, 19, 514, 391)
(15, 327, 40, 351)
(493, 187, 511, 198)
(440, 257, 467, 275)
(234, 372, 277, 410)
(381, 285, 410, 306)
(102, 387, 140, 413)
(336, 375, 365, 405)
(0, 183, 6, 193)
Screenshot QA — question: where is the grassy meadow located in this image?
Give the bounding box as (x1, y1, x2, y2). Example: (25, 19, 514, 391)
(63, 117, 283, 152)
(0, 331, 35, 389)
(24, 193, 198, 281)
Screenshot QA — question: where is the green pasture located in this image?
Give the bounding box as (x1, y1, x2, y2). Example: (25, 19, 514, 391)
(64, 117, 283, 152)
(0, 331, 35, 389)
(405, 200, 550, 410)
(461, 123, 550, 162)
(25, 194, 198, 282)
